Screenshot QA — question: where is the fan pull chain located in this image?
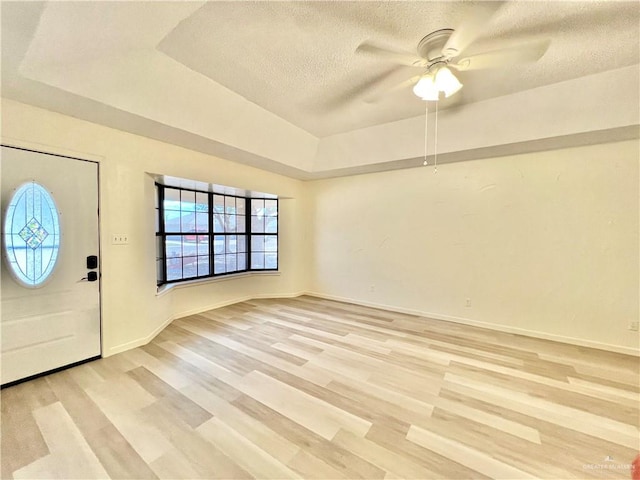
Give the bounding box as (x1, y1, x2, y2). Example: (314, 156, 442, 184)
(434, 100, 439, 174)
(423, 101, 428, 166)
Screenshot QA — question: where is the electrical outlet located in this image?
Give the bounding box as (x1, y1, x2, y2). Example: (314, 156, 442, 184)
(465, 298, 472, 307)
(112, 234, 129, 245)
(629, 321, 639, 332)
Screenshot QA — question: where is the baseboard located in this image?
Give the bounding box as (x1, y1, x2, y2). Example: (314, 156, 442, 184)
(106, 314, 178, 357)
(304, 291, 640, 357)
(105, 291, 307, 357)
(106, 289, 639, 357)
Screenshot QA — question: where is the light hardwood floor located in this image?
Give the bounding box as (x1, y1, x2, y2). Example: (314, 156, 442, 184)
(2, 296, 639, 479)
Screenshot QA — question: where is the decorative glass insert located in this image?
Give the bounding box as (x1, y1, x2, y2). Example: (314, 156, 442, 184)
(3, 182, 61, 287)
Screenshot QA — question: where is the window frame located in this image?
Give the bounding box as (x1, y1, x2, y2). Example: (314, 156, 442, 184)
(155, 183, 278, 286)
(3, 181, 61, 288)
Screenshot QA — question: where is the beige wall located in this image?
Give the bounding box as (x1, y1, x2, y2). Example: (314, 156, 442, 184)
(1, 99, 310, 356)
(309, 140, 640, 354)
(2, 99, 638, 356)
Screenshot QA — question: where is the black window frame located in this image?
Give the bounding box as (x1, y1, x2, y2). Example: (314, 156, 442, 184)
(155, 183, 278, 286)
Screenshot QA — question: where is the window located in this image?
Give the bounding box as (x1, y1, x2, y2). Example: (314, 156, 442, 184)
(250, 199, 278, 269)
(213, 194, 247, 275)
(156, 184, 278, 285)
(3, 182, 61, 287)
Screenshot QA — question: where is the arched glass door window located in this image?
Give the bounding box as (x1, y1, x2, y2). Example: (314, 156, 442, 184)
(3, 182, 61, 287)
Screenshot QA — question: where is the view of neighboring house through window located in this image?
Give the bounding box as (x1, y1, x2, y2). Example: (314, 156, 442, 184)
(155, 183, 278, 285)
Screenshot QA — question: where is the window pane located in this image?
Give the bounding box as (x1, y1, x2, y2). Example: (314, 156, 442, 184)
(213, 195, 225, 213)
(181, 190, 196, 211)
(182, 236, 197, 257)
(226, 235, 237, 253)
(237, 235, 247, 253)
(3, 182, 60, 287)
(214, 236, 225, 254)
(166, 235, 181, 257)
(237, 199, 246, 215)
(214, 255, 225, 274)
(251, 199, 264, 216)
(251, 253, 265, 269)
(265, 217, 277, 233)
(225, 214, 236, 232)
(167, 256, 182, 281)
(236, 215, 246, 233)
(265, 235, 278, 252)
(164, 211, 181, 232)
(226, 254, 237, 272)
(183, 257, 197, 278)
(198, 256, 210, 276)
(196, 212, 208, 233)
(180, 211, 196, 232)
(164, 188, 180, 209)
(196, 192, 209, 212)
(251, 235, 264, 252)
(265, 199, 278, 216)
(237, 253, 247, 270)
(213, 213, 224, 232)
(265, 253, 278, 269)
(225, 196, 236, 214)
(197, 235, 209, 255)
(251, 216, 264, 233)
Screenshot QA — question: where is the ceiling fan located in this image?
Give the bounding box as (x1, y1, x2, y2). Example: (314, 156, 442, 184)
(356, 3, 551, 102)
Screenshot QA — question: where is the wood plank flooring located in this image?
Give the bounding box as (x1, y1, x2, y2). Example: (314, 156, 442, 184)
(2, 296, 639, 479)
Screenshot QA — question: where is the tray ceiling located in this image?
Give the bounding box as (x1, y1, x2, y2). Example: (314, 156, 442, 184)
(158, 1, 639, 136)
(2, 1, 639, 178)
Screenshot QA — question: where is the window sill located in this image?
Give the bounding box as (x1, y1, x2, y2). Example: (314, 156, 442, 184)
(156, 270, 281, 297)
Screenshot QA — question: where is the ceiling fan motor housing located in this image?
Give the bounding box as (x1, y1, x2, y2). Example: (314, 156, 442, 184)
(417, 28, 455, 63)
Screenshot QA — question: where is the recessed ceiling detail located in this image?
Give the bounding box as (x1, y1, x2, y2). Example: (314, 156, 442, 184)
(157, 1, 639, 137)
(2, 1, 639, 178)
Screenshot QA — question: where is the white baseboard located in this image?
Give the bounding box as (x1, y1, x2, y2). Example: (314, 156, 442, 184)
(106, 289, 639, 357)
(304, 291, 640, 357)
(106, 314, 178, 357)
(105, 291, 306, 357)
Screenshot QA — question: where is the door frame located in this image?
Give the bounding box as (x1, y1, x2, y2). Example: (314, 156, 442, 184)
(0, 142, 103, 388)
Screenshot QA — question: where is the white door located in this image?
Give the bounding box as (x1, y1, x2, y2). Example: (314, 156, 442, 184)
(1, 146, 101, 385)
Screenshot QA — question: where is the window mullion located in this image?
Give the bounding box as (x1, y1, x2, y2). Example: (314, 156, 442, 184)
(158, 184, 167, 285)
(208, 192, 214, 277)
(246, 197, 251, 272)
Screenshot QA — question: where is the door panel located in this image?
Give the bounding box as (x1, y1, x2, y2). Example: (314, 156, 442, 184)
(1, 146, 101, 385)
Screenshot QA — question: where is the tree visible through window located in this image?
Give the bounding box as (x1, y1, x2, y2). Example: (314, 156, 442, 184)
(155, 184, 278, 285)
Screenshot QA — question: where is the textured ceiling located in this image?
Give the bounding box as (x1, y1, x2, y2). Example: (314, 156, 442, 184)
(1, 1, 639, 177)
(158, 1, 640, 136)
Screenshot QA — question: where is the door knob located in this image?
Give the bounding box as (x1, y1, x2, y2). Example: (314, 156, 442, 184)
(80, 271, 98, 282)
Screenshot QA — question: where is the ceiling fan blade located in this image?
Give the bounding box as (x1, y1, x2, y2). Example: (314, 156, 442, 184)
(451, 39, 550, 71)
(318, 66, 419, 110)
(364, 74, 422, 103)
(356, 41, 427, 67)
(442, 2, 504, 59)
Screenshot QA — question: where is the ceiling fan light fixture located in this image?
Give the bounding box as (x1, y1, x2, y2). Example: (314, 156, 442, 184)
(434, 66, 463, 98)
(413, 66, 463, 101)
(412, 75, 439, 101)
